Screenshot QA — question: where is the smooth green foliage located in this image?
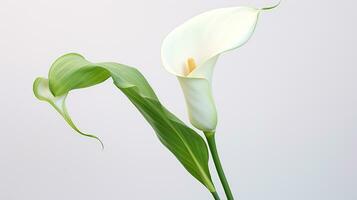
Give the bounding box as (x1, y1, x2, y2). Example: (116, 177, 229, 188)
(33, 78, 104, 148)
(33, 53, 216, 192)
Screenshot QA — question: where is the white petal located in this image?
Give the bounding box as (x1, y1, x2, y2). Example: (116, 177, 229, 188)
(178, 76, 217, 131)
(177, 56, 219, 131)
(161, 6, 267, 131)
(161, 6, 260, 78)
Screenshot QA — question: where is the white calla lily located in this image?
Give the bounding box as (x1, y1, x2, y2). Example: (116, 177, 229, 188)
(162, 5, 275, 131)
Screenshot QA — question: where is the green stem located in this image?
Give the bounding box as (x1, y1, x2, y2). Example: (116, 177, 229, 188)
(205, 131, 234, 200)
(211, 191, 221, 200)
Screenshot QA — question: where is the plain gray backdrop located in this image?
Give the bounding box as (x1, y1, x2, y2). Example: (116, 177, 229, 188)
(0, 0, 355, 199)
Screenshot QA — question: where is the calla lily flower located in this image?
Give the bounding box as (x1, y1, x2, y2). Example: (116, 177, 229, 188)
(161, 5, 276, 131)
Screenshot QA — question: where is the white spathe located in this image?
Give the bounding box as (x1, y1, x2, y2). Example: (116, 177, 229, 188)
(161, 6, 265, 131)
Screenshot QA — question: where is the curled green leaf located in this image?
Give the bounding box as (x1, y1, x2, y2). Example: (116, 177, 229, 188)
(33, 77, 104, 148)
(33, 53, 216, 192)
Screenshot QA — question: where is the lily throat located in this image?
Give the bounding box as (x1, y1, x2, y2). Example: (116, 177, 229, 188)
(185, 57, 197, 76)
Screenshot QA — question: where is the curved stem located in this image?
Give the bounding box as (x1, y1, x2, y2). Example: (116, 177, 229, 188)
(205, 131, 234, 200)
(211, 191, 221, 200)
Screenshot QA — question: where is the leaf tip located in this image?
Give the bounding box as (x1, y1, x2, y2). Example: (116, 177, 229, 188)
(260, 0, 281, 11)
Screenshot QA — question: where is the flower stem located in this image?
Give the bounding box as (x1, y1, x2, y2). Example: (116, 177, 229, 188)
(205, 131, 234, 200)
(211, 191, 221, 200)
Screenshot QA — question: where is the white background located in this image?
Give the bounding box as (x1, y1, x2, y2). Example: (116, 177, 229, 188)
(0, 0, 355, 199)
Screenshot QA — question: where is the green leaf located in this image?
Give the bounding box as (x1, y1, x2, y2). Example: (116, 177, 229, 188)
(33, 53, 216, 192)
